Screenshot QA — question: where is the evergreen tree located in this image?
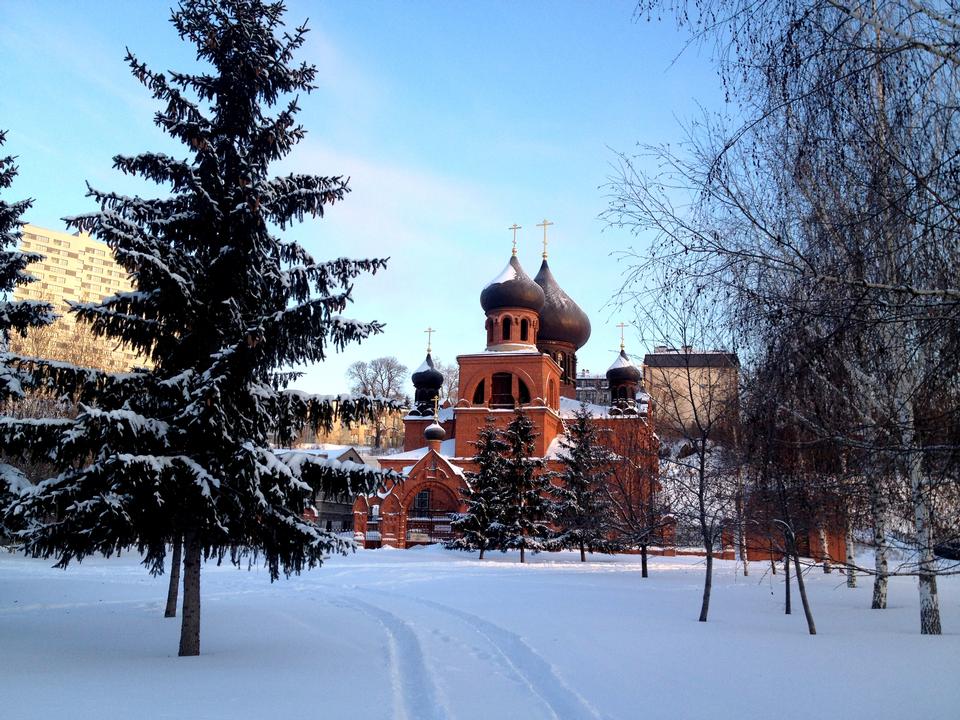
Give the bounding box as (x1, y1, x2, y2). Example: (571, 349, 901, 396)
(0, 0, 396, 656)
(0, 130, 55, 535)
(500, 408, 552, 563)
(448, 418, 508, 559)
(550, 404, 617, 562)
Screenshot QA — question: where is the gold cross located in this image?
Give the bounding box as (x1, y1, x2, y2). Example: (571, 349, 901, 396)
(537, 219, 554, 258)
(508, 224, 521, 256)
(424, 326, 435, 353)
(616, 322, 628, 351)
(433, 395, 440, 418)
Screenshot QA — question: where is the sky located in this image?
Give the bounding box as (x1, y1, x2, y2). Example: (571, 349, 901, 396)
(1, 0, 725, 397)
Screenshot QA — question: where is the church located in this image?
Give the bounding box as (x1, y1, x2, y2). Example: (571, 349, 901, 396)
(353, 225, 659, 549)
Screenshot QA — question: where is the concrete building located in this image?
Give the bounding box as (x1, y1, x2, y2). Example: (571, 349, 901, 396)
(642, 346, 740, 438)
(12, 224, 145, 371)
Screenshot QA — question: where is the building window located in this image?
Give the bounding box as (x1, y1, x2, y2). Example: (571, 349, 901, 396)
(491, 372, 514, 408)
(502, 316, 511, 341)
(486, 319, 493, 344)
(518, 378, 531, 405)
(414, 490, 431, 514)
(472, 380, 485, 405)
(520, 318, 529, 341)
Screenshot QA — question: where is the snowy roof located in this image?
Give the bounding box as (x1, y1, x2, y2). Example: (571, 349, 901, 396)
(608, 350, 637, 371)
(386, 438, 457, 461)
(403, 406, 455, 422)
(558, 395, 650, 418)
(413, 358, 433, 374)
(483, 259, 518, 288)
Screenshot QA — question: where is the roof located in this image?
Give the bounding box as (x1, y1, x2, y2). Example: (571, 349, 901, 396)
(643, 351, 740, 369)
(386, 438, 458, 461)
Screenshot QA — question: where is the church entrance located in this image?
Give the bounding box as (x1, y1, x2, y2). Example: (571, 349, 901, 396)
(405, 485, 459, 546)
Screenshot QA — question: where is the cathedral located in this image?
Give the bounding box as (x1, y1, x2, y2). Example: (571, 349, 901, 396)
(353, 228, 659, 549)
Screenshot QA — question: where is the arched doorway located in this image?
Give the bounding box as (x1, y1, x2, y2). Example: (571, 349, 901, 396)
(405, 482, 460, 546)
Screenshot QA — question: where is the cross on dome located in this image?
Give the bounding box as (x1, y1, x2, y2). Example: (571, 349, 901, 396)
(508, 224, 521, 256)
(537, 218, 554, 259)
(424, 326, 436, 353)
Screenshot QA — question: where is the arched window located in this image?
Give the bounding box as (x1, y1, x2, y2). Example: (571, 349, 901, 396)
(491, 372, 514, 408)
(486, 319, 493, 344)
(414, 489, 431, 514)
(472, 380, 486, 405)
(518, 378, 531, 405)
(502, 316, 511, 341)
(618, 386, 628, 400)
(520, 318, 529, 341)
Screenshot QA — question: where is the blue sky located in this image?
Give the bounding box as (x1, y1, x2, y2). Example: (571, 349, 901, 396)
(1, 0, 723, 396)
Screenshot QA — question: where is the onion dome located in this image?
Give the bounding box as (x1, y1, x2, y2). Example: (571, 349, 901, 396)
(412, 353, 443, 391)
(424, 420, 446, 442)
(534, 259, 591, 349)
(480, 255, 545, 314)
(606, 349, 642, 384)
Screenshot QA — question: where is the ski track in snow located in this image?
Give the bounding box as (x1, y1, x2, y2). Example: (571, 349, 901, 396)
(334, 595, 449, 720)
(363, 589, 603, 720)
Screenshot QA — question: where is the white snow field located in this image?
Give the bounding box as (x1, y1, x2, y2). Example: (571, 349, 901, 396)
(1, 546, 957, 720)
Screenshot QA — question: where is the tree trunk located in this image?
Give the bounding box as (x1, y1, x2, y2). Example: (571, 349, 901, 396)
(699, 546, 713, 622)
(520, 545, 525, 564)
(580, 540, 586, 563)
(641, 544, 648, 578)
(869, 480, 889, 609)
(164, 535, 183, 618)
(739, 519, 749, 577)
(792, 549, 817, 635)
(845, 519, 857, 589)
(479, 546, 485, 561)
(784, 550, 792, 615)
(178, 532, 202, 657)
(818, 527, 832, 573)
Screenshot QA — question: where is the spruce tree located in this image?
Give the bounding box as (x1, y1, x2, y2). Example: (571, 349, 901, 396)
(500, 408, 552, 563)
(448, 418, 508, 559)
(1, 0, 395, 656)
(550, 404, 617, 562)
(0, 130, 55, 534)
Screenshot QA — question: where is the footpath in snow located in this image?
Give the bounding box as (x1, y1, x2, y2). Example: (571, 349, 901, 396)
(1, 545, 957, 720)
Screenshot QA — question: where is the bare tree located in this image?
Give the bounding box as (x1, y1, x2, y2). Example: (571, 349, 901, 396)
(346, 356, 408, 448)
(434, 358, 460, 404)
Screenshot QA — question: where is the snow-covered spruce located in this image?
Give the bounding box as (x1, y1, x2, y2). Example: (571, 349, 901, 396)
(448, 417, 509, 559)
(0, 129, 57, 538)
(548, 403, 618, 562)
(500, 408, 553, 564)
(0, 1, 400, 657)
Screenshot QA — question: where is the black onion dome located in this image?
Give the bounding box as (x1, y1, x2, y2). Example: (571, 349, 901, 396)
(534, 260, 591, 349)
(412, 353, 443, 390)
(606, 349, 642, 383)
(424, 421, 446, 442)
(480, 255, 545, 314)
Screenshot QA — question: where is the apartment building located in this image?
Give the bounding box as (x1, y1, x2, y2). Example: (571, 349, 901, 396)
(12, 224, 146, 371)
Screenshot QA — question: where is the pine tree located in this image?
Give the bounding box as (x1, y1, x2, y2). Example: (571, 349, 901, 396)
(448, 418, 508, 559)
(500, 408, 552, 563)
(550, 404, 617, 562)
(1, 0, 396, 656)
(0, 130, 55, 535)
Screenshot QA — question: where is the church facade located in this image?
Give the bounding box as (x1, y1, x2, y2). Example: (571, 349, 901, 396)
(352, 235, 659, 549)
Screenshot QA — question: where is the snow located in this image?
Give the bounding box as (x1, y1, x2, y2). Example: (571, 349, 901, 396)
(1, 549, 957, 720)
(483, 259, 517, 288)
(387, 437, 457, 461)
(607, 351, 636, 371)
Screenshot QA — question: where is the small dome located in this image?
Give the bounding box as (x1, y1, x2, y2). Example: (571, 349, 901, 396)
(606, 349, 642, 383)
(534, 260, 591, 349)
(480, 255, 545, 314)
(424, 421, 446, 442)
(412, 353, 443, 390)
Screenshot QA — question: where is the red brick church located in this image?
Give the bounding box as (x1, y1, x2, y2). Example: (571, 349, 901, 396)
(353, 233, 659, 548)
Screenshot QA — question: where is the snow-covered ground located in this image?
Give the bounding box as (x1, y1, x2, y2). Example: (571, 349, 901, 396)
(1, 546, 957, 720)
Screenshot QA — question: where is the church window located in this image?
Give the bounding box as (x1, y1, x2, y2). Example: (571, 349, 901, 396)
(502, 316, 511, 340)
(520, 318, 529, 341)
(491, 372, 514, 408)
(518, 378, 531, 404)
(414, 489, 431, 514)
(486, 319, 493, 344)
(472, 380, 485, 405)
